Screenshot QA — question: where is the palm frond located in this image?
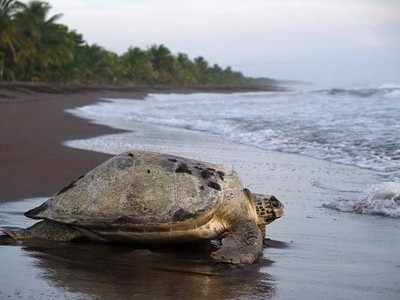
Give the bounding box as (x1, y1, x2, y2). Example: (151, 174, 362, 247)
(46, 12, 63, 24)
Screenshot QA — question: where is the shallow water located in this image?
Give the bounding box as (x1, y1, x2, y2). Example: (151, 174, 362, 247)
(67, 87, 400, 218)
(2, 128, 400, 299)
(68, 84, 400, 179)
(0, 227, 275, 300)
(0, 197, 276, 300)
(62, 111, 400, 299)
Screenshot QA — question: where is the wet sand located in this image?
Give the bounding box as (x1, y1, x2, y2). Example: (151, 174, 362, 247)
(0, 196, 275, 299)
(0, 88, 137, 201)
(1, 91, 400, 299)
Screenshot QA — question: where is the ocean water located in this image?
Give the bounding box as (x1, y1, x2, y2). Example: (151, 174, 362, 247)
(68, 84, 400, 218)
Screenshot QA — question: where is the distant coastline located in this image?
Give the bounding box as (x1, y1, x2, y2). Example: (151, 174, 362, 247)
(1, 0, 283, 88)
(0, 81, 284, 100)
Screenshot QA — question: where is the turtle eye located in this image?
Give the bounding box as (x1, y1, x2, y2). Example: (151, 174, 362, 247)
(270, 196, 281, 208)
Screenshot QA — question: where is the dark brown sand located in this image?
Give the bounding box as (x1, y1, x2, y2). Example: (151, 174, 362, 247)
(0, 87, 143, 201)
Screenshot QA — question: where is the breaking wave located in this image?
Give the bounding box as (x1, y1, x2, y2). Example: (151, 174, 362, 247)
(323, 182, 400, 218)
(67, 82, 400, 217)
(74, 83, 400, 180)
(314, 84, 400, 98)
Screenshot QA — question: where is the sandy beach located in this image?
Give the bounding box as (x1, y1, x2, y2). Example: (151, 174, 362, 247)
(0, 88, 133, 201)
(0, 84, 275, 201)
(0, 88, 399, 300)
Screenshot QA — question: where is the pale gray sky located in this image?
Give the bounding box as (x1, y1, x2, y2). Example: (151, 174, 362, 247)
(42, 0, 400, 85)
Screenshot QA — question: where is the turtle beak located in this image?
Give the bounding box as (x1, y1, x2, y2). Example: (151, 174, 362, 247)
(273, 206, 284, 219)
(271, 197, 284, 219)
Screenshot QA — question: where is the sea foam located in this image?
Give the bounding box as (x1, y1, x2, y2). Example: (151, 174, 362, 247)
(323, 182, 400, 218)
(65, 86, 400, 218)
(68, 85, 400, 181)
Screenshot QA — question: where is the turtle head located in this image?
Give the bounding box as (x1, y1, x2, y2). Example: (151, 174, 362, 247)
(244, 189, 284, 225)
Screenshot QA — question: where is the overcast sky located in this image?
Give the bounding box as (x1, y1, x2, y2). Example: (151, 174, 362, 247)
(40, 0, 400, 86)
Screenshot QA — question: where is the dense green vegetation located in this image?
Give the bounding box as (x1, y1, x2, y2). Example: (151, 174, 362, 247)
(0, 0, 255, 86)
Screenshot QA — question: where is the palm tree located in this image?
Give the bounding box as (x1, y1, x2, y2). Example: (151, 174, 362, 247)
(194, 56, 209, 84)
(0, 1, 247, 85)
(121, 47, 155, 83)
(0, 0, 24, 79)
(175, 53, 196, 84)
(14, 0, 66, 80)
(147, 44, 177, 83)
(148, 44, 171, 70)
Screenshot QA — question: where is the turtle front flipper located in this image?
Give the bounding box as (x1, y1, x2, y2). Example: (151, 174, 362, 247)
(210, 219, 263, 265)
(0, 220, 85, 242)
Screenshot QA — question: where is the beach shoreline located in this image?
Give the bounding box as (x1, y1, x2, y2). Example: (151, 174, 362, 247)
(0, 83, 281, 201)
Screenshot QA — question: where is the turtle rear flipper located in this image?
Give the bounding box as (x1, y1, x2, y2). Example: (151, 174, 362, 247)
(210, 219, 263, 265)
(0, 227, 29, 240)
(0, 221, 85, 242)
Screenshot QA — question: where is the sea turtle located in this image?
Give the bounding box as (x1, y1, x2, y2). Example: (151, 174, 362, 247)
(1, 150, 284, 264)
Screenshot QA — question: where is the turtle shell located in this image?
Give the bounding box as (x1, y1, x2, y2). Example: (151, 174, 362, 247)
(26, 151, 236, 230)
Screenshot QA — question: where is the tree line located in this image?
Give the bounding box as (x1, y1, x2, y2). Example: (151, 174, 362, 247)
(0, 0, 253, 86)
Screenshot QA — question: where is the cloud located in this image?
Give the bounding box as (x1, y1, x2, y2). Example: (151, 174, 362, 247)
(47, 0, 399, 48)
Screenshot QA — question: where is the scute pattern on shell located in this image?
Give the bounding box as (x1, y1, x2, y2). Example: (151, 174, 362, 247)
(27, 151, 238, 229)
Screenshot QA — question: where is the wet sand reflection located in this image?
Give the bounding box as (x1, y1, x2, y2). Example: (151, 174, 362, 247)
(10, 240, 276, 300)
